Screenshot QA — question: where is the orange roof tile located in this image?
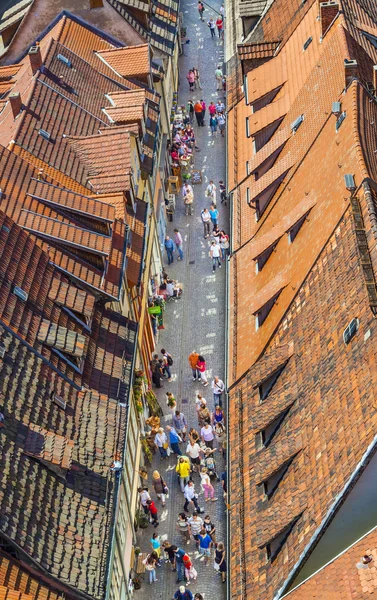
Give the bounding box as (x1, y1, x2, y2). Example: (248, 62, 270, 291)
(97, 44, 150, 78)
(23, 423, 74, 470)
(238, 41, 280, 60)
(0, 551, 59, 600)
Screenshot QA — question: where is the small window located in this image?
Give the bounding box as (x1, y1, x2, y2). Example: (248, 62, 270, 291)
(265, 514, 302, 562)
(303, 36, 312, 51)
(260, 404, 293, 447)
(343, 318, 359, 344)
(258, 362, 286, 400)
(335, 111, 346, 132)
(263, 456, 295, 499)
(39, 129, 51, 141)
(255, 243, 277, 273)
(246, 117, 250, 138)
(255, 291, 281, 330)
(246, 187, 250, 205)
(57, 54, 72, 68)
(290, 114, 304, 133)
(288, 214, 307, 243)
(13, 286, 28, 302)
(362, 31, 377, 50)
(246, 161, 250, 175)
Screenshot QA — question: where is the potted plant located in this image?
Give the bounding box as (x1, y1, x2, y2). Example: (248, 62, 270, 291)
(135, 509, 149, 530)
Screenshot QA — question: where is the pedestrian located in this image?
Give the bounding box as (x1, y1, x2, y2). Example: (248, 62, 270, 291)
(209, 114, 218, 136)
(198, 529, 212, 565)
(209, 204, 219, 228)
(166, 391, 177, 412)
(213, 404, 225, 426)
(189, 350, 200, 380)
(219, 180, 227, 204)
(183, 186, 194, 216)
(220, 231, 230, 260)
(187, 100, 195, 123)
(194, 100, 204, 126)
(187, 69, 195, 91)
(138, 486, 151, 515)
(201, 422, 215, 449)
(172, 546, 187, 583)
(193, 67, 202, 89)
(194, 594, 204, 600)
(198, 402, 211, 427)
(166, 425, 182, 455)
(144, 551, 159, 584)
(189, 426, 200, 445)
(197, 355, 209, 386)
(211, 376, 225, 406)
(188, 510, 204, 545)
(176, 512, 191, 544)
(146, 499, 159, 527)
(174, 585, 193, 600)
(216, 99, 225, 114)
(165, 236, 174, 265)
(206, 180, 217, 205)
(216, 17, 223, 38)
(150, 532, 162, 561)
(200, 466, 217, 500)
(197, 0, 205, 20)
(173, 410, 188, 442)
(186, 439, 203, 471)
(152, 470, 169, 506)
(163, 540, 177, 569)
(200, 99, 206, 121)
(184, 482, 202, 513)
(218, 112, 226, 136)
(155, 427, 169, 459)
(183, 553, 198, 583)
(215, 65, 223, 89)
(215, 542, 226, 582)
(195, 393, 205, 421)
(176, 456, 191, 492)
(161, 347, 173, 381)
(174, 228, 184, 260)
(207, 18, 216, 37)
(201, 207, 211, 238)
(203, 514, 217, 545)
(220, 2, 225, 17)
(210, 241, 221, 272)
(152, 357, 164, 388)
(213, 223, 222, 245)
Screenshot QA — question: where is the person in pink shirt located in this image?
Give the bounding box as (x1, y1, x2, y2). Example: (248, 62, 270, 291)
(208, 102, 217, 116)
(187, 70, 195, 91)
(197, 355, 208, 386)
(200, 99, 206, 121)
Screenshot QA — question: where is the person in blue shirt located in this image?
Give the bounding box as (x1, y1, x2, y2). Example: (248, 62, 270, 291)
(174, 585, 193, 600)
(165, 236, 175, 265)
(172, 546, 187, 583)
(209, 205, 219, 228)
(166, 425, 182, 455)
(198, 529, 212, 565)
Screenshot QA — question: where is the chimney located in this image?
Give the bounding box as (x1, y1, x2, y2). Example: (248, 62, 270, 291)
(344, 59, 358, 87)
(320, 1, 339, 38)
(8, 92, 22, 118)
(28, 45, 42, 74)
(89, 0, 103, 8)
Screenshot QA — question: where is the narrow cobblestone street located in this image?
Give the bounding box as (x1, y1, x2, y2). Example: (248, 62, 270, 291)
(135, 0, 228, 597)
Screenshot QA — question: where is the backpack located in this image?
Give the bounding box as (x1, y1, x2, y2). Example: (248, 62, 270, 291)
(167, 354, 173, 366)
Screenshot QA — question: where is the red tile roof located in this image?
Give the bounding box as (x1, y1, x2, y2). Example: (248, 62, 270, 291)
(0, 551, 60, 600)
(237, 41, 280, 60)
(97, 43, 150, 78)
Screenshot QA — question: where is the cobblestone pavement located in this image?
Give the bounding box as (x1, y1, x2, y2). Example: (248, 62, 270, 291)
(135, 0, 228, 598)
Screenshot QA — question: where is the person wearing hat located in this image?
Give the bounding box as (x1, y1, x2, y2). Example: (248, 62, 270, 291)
(174, 586, 193, 600)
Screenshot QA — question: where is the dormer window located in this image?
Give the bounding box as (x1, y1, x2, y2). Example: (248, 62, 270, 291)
(262, 453, 298, 500)
(264, 514, 302, 562)
(288, 213, 308, 243)
(259, 404, 293, 447)
(255, 291, 282, 330)
(258, 362, 287, 400)
(255, 243, 277, 273)
(335, 111, 346, 132)
(252, 86, 283, 113)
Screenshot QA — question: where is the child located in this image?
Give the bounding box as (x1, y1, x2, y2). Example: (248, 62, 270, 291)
(183, 552, 198, 583)
(146, 499, 159, 527)
(150, 532, 162, 564)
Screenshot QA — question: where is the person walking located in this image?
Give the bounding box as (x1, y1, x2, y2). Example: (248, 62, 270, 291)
(138, 486, 151, 515)
(176, 456, 191, 492)
(163, 540, 177, 569)
(209, 101, 217, 116)
(184, 482, 202, 513)
(209, 204, 219, 228)
(218, 112, 226, 137)
(219, 180, 227, 204)
(195, 393, 206, 422)
(201, 422, 215, 449)
(187, 100, 195, 123)
(194, 100, 204, 126)
(210, 241, 221, 272)
(183, 553, 198, 583)
(152, 470, 168, 506)
(174, 228, 184, 260)
(206, 180, 217, 205)
(216, 17, 223, 38)
(188, 511, 204, 546)
(174, 585, 193, 600)
(198, 403, 211, 427)
(215, 65, 223, 90)
(146, 499, 159, 527)
(176, 512, 191, 544)
(200, 99, 206, 122)
(207, 18, 216, 38)
(220, 2, 225, 17)
(209, 113, 218, 136)
(173, 410, 188, 442)
(188, 351, 200, 380)
(216, 99, 225, 114)
(220, 231, 230, 260)
(197, 355, 209, 385)
(167, 426, 182, 455)
(213, 404, 225, 427)
(187, 69, 195, 91)
(197, 0, 205, 20)
(155, 427, 168, 459)
(211, 376, 225, 407)
(172, 546, 187, 583)
(200, 466, 217, 501)
(161, 348, 173, 381)
(186, 438, 202, 473)
(203, 514, 217, 545)
(193, 67, 202, 89)
(215, 542, 227, 582)
(201, 207, 211, 238)
(144, 552, 159, 584)
(166, 391, 177, 412)
(165, 236, 174, 265)
(198, 529, 212, 565)
(150, 532, 162, 562)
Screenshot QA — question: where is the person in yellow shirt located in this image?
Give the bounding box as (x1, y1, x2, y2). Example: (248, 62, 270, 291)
(176, 457, 191, 492)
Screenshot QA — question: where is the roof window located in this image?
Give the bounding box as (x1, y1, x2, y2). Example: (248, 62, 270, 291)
(253, 118, 284, 153)
(255, 291, 281, 330)
(39, 129, 51, 141)
(332, 101, 341, 114)
(303, 36, 312, 51)
(1, 225, 10, 233)
(265, 514, 302, 562)
(259, 362, 287, 401)
(57, 54, 72, 68)
(13, 286, 28, 302)
(288, 213, 307, 243)
(260, 404, 293, 447)
(0, 344, 5, 359)
(290, 114, 304, 133)
(52, 394, 67, 410)
(246, 117, 250, 138)
(252, 86, 282, 113)
(246, 187, 250, 205)
(255, 243, 277, 273)
(362, 32, 377, 50)
(343, 318, 359, 345)
(263, 455, 296, 500)
(335, 111, 346, 132)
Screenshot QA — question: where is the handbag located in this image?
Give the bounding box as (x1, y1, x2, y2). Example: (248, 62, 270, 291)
(163, 442, 169, 449)
(214, 561, 220, 571)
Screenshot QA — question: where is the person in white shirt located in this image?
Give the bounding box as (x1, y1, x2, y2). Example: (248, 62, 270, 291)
(138, 487, 151, 515)
(211, 376, 225, 407)
(184, 482, 202, 512)
(201, 208, 211, 238)
(216, 101, 225, 114)
(209, 241, 221, 272)
(186, 440, 203, 471)
(206, 180, 217, 206)
(220, 3, 225, 16)
(201, 422, 215, 449)
(155, 427, 169, 459)
(215, 66, 223, 90)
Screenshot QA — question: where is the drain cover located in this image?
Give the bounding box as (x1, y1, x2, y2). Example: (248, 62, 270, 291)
(189, 260, 195, 265)
(182, 398, 189, 404)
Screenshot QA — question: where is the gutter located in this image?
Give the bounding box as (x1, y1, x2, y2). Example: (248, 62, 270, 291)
(275, 432, 377, 599)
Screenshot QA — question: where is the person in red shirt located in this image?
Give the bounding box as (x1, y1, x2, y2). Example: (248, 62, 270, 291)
(216, 17, 223, 38)
(147, 499, 160, 527)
